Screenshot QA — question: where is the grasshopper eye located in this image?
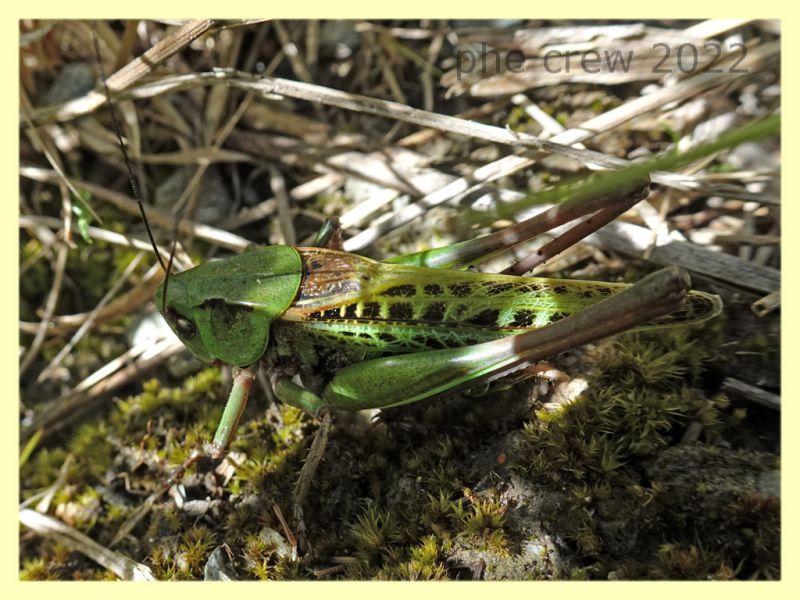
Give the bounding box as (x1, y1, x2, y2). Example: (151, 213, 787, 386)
(174, 316, 197, 340)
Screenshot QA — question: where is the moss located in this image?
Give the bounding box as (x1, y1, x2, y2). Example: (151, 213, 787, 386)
(176, 525, 216, 577)
(644, 444, 780, 578)
(70, 423, 115, 480)
(20, 232, 147, 338)
(507, 320, 780, 579)
(19, 558, 55, 581)
(387, 536, 449, 580)
(506, 106, 531, 132)
(348, 501, 401, 564)
(148, 520, 221, 580)
(652, 543, 735, 579)
(20, 447, 69, 492)
(525, 327, 726, 480)
(220, 522, 290, 579)
(460, 494, 506, 541)
(242, 533, 273, 579)
(19, 238, 53, 323)
(148, 544, 180, 580)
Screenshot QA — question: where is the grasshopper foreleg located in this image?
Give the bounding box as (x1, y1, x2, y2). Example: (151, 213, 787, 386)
(208, 365, 258, 458)
(165, 365, 257, 484)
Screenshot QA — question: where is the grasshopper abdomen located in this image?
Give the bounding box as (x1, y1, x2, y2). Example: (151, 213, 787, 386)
(276, 248, 721, 357)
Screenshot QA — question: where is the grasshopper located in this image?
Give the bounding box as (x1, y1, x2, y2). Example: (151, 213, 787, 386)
(90, 24, 722, 542)
(153, 217, 721, 536)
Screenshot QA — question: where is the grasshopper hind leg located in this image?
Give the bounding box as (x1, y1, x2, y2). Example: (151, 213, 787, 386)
(292, 411, 332, 553)
(271, 374, 333, 553)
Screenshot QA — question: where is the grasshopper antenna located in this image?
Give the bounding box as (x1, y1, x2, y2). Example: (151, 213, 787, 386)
(162, 231, 179, 310)
(91, 22, 169, 275)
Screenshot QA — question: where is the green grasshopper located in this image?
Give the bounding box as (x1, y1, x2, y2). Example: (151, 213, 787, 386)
(157, 234, 722, 418)
(92, 26, 721, 540)
(153, 216, 721, 535)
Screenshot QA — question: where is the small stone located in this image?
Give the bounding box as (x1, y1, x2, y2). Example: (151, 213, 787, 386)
(258, 527, 292, 560)
(204, 546, 236, 581)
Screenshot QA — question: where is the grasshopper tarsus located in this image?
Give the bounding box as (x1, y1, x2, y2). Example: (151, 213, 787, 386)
(166, 448, 205, 486)
(273, 502, 299, 560)
(293, 504, 309, 555)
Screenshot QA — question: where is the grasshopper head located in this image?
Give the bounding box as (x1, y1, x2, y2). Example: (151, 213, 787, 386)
(155, 246, 303, 367)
